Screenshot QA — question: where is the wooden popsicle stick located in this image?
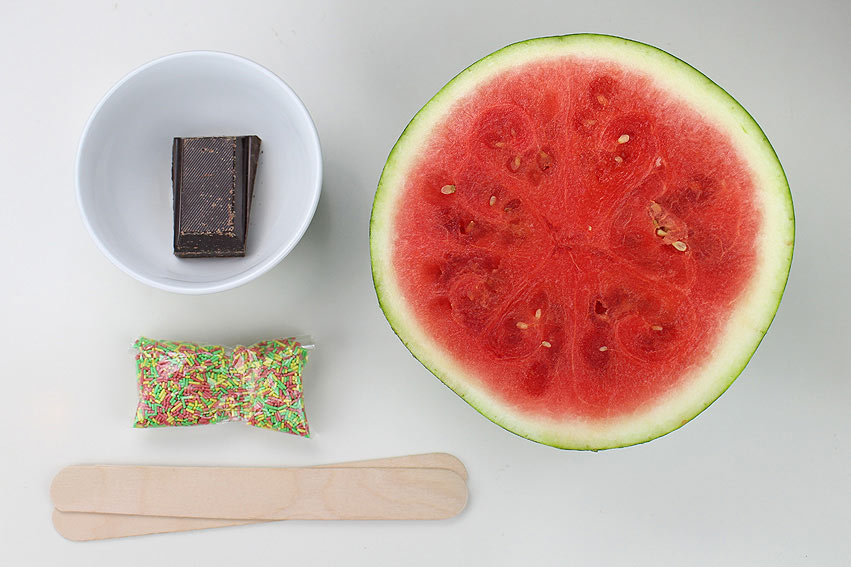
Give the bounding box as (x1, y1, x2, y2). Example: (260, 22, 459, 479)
(52, 453, 467, 541)
(312, 452, 467, 480)
(53, 510, 253, 541)
(51, 465, 467, 521)
(53, 466, 466, 520)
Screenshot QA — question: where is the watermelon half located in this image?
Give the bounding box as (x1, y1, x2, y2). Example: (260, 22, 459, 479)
(370, 34, 794, 450)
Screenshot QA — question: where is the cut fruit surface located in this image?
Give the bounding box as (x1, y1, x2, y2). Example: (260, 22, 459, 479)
(371, 35, 794, 450)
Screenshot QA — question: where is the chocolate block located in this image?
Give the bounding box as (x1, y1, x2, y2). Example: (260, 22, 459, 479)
(172, 135, 261, 257)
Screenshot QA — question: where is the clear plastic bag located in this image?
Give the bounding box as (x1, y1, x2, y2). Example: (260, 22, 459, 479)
(133, 336, 312, 437)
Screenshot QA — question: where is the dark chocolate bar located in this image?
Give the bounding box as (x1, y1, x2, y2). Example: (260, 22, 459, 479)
(172, 135, 261, 257)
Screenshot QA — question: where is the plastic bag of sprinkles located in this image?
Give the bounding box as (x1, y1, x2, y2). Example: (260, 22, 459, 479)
(133, 337, 312, 437)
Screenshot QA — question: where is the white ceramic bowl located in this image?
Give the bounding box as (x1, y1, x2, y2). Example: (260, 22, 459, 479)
(76, 51, 322, 294)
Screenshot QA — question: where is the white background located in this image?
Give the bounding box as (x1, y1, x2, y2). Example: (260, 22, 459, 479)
(2, 1, 849, 565)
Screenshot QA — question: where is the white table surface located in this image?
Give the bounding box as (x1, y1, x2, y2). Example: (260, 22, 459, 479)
(2, 1, 849, 564)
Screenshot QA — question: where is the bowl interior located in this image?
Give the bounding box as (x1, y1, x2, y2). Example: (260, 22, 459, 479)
(77, 52, 321, 293)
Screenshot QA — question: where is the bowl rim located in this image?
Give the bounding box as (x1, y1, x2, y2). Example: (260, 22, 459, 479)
(75, 50, 323, 294)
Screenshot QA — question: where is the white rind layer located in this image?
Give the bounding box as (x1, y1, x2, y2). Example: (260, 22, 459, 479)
(370, 34, 794, 450)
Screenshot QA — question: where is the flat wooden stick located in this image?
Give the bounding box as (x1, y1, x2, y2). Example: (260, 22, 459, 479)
(53, 511, 253, 541)
(311, 452, 467, 480)
(52, 466, 466, 520)
(53, 453, 467, 541)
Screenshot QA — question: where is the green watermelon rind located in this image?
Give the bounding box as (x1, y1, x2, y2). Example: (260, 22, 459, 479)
(370, 34, 795, 450)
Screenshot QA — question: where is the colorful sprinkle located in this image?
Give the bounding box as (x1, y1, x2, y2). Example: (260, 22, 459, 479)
(133, 337, 310, 437)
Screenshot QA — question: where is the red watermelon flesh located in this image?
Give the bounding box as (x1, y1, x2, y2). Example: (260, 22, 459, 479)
(394, 59, 758, 419)
(371, 36, 793, 449)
